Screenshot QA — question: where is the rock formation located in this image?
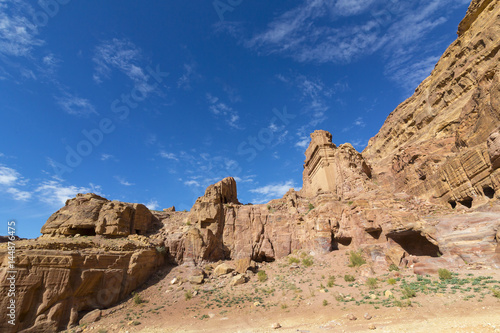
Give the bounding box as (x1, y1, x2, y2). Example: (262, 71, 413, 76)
(363, 0, 500, 208)
(1, 0, 500, 331)
(301, 130, 372, 199)
(41, 193, 154, 237)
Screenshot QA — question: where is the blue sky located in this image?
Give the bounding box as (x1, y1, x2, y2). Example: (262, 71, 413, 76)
(1, 0, 470, 238)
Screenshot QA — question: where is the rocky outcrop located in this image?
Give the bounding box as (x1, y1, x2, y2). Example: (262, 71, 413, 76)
(41, 193, 154, 237)
(0, 237, 163, 332)
(363, 0, 500, 206)
(301, 130, 372, 198)
(3, 2, 500, 332)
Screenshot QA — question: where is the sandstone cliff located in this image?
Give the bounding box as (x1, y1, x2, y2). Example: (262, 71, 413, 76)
(363, 0, 500, 208)
(1, 1, 499, 332)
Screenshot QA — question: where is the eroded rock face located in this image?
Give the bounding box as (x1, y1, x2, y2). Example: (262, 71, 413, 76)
(301, 130, 372, 198)
(41, 193, 153, 237)
(0, 238, 162, 332)
(363, 0, 500, 206)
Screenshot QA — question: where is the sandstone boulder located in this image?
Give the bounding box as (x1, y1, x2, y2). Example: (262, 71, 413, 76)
(214, 263, 234, 276)
(41, 194, 153, 237)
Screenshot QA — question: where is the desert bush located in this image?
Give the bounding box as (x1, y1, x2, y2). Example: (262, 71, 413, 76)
(344, 274, 355, 282)
(402, 286, 416, 298)
(491, 288, 500, 298)
(389, 264, 399, 271)
(302, 257, 314, 267)
(387, 278, 397, 285)
(348, 251, 366, 267)
(184, 290, 193, 300)
(133, 293, 143, 305)
(366, 278, 378, 289)
(257, 270, 268, 282)
(288, 256, 300, 264)
(438, 268, 452, 280)
(322, 299, 328, 306)
(327, 276, 335, 288)
(308, 203, 315, 211)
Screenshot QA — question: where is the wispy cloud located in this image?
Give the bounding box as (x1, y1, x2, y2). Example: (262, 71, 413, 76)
(35, 180, 102, 206)
(100, 153, 115, 161)
(0, 1, 43, 58)
(56, 93, 97, 117)
(206, 93, 242, 129)
(93, 38, 157, 94)
(250, 180, 296, 204)
(0, 165, 20, 186)
(146, 200, 159, 210)
(247, 0, 469, 92)
(295, 136, 310, 149)
(114, 176, 134, 186)
(0, 164, 32, 201)
(177, 62, 198, 90)
(159, 151, 178, 161)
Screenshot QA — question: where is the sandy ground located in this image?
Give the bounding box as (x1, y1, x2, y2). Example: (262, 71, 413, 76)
(79, 250, 500, 333)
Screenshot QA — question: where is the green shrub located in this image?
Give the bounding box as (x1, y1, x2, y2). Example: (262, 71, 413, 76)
(389, 264, 399, 272)
(366, 278, 378, 289)
(491, 288, 500, 298)
(131, 321, 141, 326)
(327, 276, 335, 288)
(281, 303, 288, 309)
(308, 203, 315, 211)
(302, 257, 314, 267)
(288, 256, 300, 264)
(438, 268, 452, 280)
(344, 274, 355, 282)
(184, 290, 193, 300)
(322, 299, 328, 306)
(133, 293, 143, 305)
(257, 270, 268, 282)
(402, 286, 416, 298)
(387, 278, 397, 285)
(348, 251, 366, 267)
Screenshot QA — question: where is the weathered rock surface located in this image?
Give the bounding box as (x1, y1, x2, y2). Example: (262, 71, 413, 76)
(363, 0, 500, 207)
(41, 193, 154, 237)
(301, 130, 372, 198)
(0, 237, 162, 332)
(2, 1, 500, 332)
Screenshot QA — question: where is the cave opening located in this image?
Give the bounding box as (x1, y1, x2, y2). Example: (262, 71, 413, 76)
(483, 186, 495, 199)
(334, 236, 352, 247)
(459, 197, 473, 208)
(367, 229, 382, 239)
(69, 227, 96, 236)
(387, 230, 441, 257)
(449, 200, 457, 209)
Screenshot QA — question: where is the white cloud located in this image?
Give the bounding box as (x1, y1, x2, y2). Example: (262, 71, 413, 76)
(56, 93, 97, 117)
(6, 187, 31, 201)
(333, 0, 376, 16)
(206, 94, 242, 129)
(0, 1, 43, 57)
(247, 0, 468, 91)
(35, 180, 100, 206)
(93, 38, 157, 95)
(177, 63, 197, 90)
(146, 200, 159, 210)
(184, 180, 201, 187)
(0, 165, 20, 186)
(295, 136, 310, 149)
(100, 153, 114, 161)
(0, 164, 32, 201)
(250, 180, 295, 204)
(114, 176, 134, 186)
(159, 151, 178, 161)
(354, 117, 366, 127)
